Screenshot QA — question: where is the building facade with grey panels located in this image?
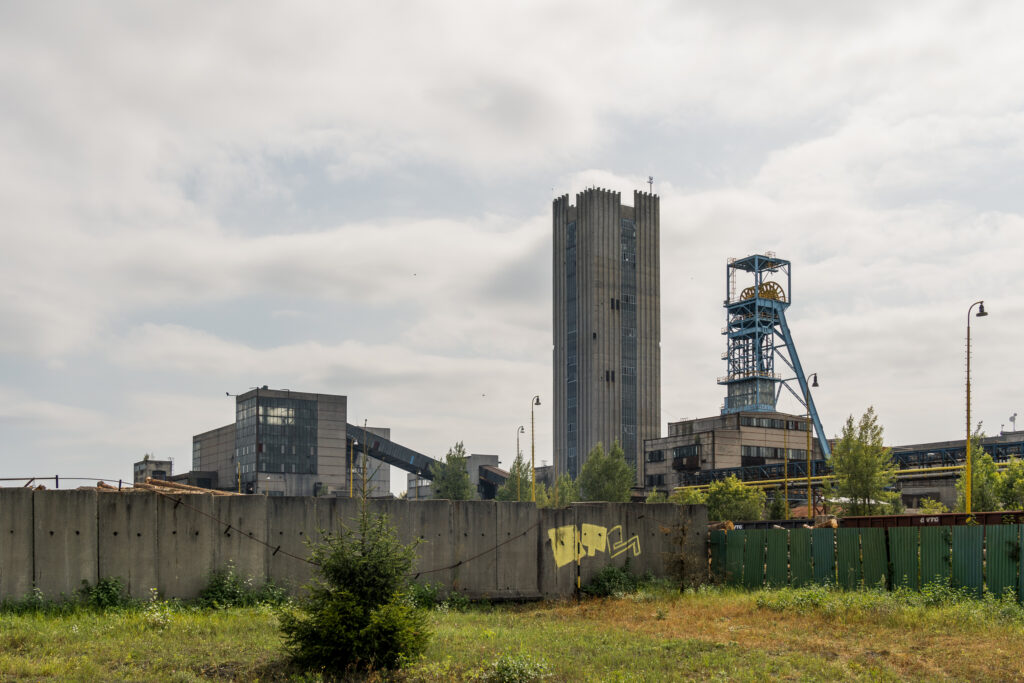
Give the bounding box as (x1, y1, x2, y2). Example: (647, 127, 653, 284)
(190, 388, 390, 497)
(553, 188, 661, 486)
(641, 412, 822, 491)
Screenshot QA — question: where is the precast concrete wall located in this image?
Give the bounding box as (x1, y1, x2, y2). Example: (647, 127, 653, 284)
(0, 489, 707, 601)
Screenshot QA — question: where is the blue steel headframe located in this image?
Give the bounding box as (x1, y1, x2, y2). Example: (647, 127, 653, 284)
(719, 254, 830, 457)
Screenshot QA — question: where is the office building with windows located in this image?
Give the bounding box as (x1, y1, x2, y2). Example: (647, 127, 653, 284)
(553, 188, 661, 486)
(641, 412, 823, 492)
(190, 387, 390, 496)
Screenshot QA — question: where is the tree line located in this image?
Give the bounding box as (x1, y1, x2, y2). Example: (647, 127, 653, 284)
(429, 440, 635, 504)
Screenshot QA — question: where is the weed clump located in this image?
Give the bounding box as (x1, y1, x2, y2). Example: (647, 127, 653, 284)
(79, 576, 131, 610)
(279, 510, 429, 673)
(197, 563, 288, 608)
(481, 653, 552, 682)
(582, 561, 645, 598)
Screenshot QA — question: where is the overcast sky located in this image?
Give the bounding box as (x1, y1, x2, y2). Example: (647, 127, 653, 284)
(2, 2, 1021, 493)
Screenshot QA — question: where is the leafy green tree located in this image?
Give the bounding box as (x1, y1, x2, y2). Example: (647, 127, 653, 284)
(829, 407, 899, 516)
(533, 481, 551, 507)
(577, 441, 634, 502)
(955, 433, 1002, 512)
(495, 451, 532, 502)
(669, 488, 707, 506)
(704, 475, 765, 522)
(998, 458, 1024, 510)
(917, 497, 948, 514)
(548, 473, 580, 508)
(279, 510, 429, 671)
(645, 490, 668, 503)
(432, 441, 474, 500)
(767, 495, 788, 520)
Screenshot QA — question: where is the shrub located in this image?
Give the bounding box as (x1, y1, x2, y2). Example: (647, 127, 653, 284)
(583, 562, 639, 598)
(481, 653, 552, 682)
(79, 576, 131, 610)
(407, 581, 442, 609)
(197, 563, 288, 608)
(279, 509, 429, 672)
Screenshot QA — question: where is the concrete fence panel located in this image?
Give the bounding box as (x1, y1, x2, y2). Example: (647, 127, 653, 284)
(0, 489, 34, 600)
(213, 495, 268, 585)
(156, 493, 218, 599)
(538, 506, 576, 598)
(451, 501, 497, 597)
(266, 496, 319, 591)
(97, 492, 159, 599)
(495, 502, 540, 599)
(403, 499, 454, 591)
(34, 490, 97, 598)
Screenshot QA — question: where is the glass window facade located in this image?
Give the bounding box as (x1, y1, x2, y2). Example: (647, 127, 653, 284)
(742, 445, 806, 460)
(740, 415, 807, 430)
(620, 218, 638, 470)
(235, 395, 318, 484)
(565, 221, 579, 478)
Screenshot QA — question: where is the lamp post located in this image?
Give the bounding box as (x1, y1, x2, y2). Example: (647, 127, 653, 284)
(805, 373, 819, 518)
(965, 301, 988, 516)
(531, 395, 541, 502)
(515, 425, 525, 501)
(1011, 413, 1018, 433)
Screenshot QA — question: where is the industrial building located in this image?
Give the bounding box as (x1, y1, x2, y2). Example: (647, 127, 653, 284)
(553, 188, 661, 487)
(132, 455, 172, 484)
(643, 412, 824, 490)
(645, 253, 828, 495)
(187, 387, 391, 497)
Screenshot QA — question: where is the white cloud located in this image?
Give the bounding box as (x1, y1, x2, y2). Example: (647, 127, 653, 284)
(1, 1, 1023, 491)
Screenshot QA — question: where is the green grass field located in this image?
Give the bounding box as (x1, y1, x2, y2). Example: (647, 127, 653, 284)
(2, 585, 1023, 681)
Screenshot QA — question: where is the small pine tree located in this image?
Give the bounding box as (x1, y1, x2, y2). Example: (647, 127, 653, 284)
(578, 441, 634, 502)
(495, 451, 532, 502)
(279, 509, 429, 672)
(552, 473, 580, 507)
(767, 495, 789, 520)
(432, 441, 474, 500)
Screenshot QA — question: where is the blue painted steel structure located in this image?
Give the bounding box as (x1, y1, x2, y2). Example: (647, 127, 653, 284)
(719, 253, 830, 457)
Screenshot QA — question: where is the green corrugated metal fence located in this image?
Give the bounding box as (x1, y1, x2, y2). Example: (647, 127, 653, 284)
(709, 524, 1023, 600)
(789, 529, 812, 587)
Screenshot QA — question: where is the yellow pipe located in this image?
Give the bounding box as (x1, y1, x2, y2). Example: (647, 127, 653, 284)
(673, 462, 1007, 494)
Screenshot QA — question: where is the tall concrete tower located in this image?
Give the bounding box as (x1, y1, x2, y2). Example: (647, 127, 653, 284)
(553, 188, 661, 486)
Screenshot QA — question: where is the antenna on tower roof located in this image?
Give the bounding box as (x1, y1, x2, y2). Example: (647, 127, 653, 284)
(647, 176, 654, 193)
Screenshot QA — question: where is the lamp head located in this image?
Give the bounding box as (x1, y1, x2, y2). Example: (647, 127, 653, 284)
(976, 302, 988, 317)
(533, 396, 541, 406)
(518, 425, 525, 434)
(811, 373, 819, 388)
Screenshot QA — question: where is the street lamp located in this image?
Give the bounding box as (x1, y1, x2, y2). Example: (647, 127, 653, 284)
(965, 300, 988, 516)
(1011, 413, 1018, 433)
(515, 425, 525, 501)
(805, 372, 819, 518)
(531, 395, 541, 502)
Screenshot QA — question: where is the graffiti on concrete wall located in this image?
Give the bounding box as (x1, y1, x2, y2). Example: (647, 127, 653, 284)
(547, 523, 642, 569)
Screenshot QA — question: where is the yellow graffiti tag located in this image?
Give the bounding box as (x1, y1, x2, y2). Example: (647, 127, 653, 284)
(546, 523, 641, 568)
